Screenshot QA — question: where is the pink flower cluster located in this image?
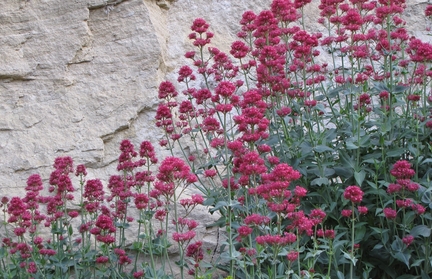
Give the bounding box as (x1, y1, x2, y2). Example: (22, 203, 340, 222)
(186, 240, 204, 275)
(343, 185, 364, 204)
(92, 214, 116, 244)
(384, 160, 425, 218)
(256, 232, 297, 246)
(390, 160, 416, 179)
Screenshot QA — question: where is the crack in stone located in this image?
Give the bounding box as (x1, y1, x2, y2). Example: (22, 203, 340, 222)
(0, 74, 35, 81)
(101, 123, 130, 143)
(67, 14, 94, 66)
(87, 0, 129, 10)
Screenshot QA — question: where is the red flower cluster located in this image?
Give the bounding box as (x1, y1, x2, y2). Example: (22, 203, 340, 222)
(233, 90, 270, 143)
(179, 194, 204, 210)
(139, 141, 158, 164)
(287, 250, 299, 262)
(426, 5, 432, 17)
(238, 226, 253, 237)
(172, 230, 196, 243)
(385, 160, 425, 219)
(117, 140, 145, 172)
(244, 213, 271, 226)
(114, 248, 132, 266)
(316, 229, 335, 239)
(84, 179, 104, 202)
(253, 163, 302, 213)
(189, 18, 213, 48)
(402, 235, 414, 247)
(383, 208, 397, 219)
(343, 185, 364, 203)
(286, 211, 314, 236)
(186, 240, 204, 266)
(271, 0, 300, 23)
(256, 232, 297, 246)
(93, 214, 116, 244)
(134, 193, 149, 210)
(390, 160, 415, 179)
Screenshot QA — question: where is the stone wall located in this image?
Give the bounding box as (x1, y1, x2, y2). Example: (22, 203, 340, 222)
(0, 0, 272, 196)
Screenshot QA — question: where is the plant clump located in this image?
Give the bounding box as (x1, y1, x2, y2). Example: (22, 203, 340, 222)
(2, 0, 432, 278)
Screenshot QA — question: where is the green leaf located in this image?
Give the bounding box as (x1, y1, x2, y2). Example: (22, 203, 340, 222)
(393, 85, 408, 93)
(354, 224, 366, 242)
(0, 246, 6, 259)
(354, 170, 366, 186)
(315, 94, 326, 101)
(324, 167, 335, 177)
(410, 258, 424, 267)
(314, 145, 334, 153)
(421, 190, 432, 209)
(410, 225, 431, 237)
(334, 167, 353, 178)
(359, 135, 370, 147)
(337, 271, 345, 279)
(403, 211, 416, 225)
(229, 200, 241, 208)
(315, 103, 327, 114)
(362, 158, 381, 164)
(372, 243, 383, 250)
(277, 262, 285, 276)
(324, 128, 337, 141)
(277, 248, 288, 256)
(391, 237, 403, 252)
(327, 86, 346, 98)
(132, 241, 143, 250)
(381, 120, 392, 134)
(175, 259, 186, 267)
(340, 151, 355, 169)
(387, 149, 404, 157)
(220, 250, 241, 260)
(311, 177, 329, 186)
(304, 250, 324, 260)
(346, 141, 358, 150)
(394, 251, 411, 268)
(115, 221, 130, 229)
(210, 201, 228, 212)
(342, 250, 358, 266)
(408, 143, 419, 157)
(373, 81, 389, 92)
(203, 197, 215, 206)
(205, 216, 226, 228)
(421, 270, 430, 279)
(138, 233, 147, 239)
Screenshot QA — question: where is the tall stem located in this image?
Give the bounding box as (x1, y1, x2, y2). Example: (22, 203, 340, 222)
(350, 203, 355, 279)
(224, 109, 235, 277)
(173, 186, 185, 279)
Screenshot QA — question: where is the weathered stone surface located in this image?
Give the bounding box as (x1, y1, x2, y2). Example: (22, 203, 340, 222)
(0, 0, 273, 194)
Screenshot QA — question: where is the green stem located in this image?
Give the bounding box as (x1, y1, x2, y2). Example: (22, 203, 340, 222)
(224, 113, 235, 278)
(164, 210, 174, 276)
(326, 239, 334, 279)
(350, 203, 355, 279)
(173, 184, 185, 279)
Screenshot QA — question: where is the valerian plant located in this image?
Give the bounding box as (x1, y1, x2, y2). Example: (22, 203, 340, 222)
(0, 143, 207, 279)
(155, 0, 432, 278)
(2, 1, 432, 279)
